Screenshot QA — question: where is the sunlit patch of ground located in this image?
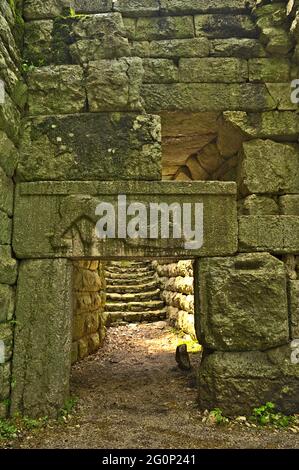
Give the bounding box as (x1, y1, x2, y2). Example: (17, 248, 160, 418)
(5, 323, 299, 449)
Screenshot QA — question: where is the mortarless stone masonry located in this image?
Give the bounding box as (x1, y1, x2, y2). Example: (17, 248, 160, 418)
(0, 0, 298, 418)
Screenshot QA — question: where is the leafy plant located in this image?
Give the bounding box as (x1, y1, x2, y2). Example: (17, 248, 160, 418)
(59, 396, 78, 420)
(209, 408, 229, 426)
(69, 7, 76, 17)
(0, 419, 18, 440)
(251, 402, 294, 428)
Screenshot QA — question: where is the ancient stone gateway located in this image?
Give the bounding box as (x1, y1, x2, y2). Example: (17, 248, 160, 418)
(0, 0, 299, 419)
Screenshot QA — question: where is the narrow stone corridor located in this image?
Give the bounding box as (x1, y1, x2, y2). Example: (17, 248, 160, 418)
(105, 261, 167, 326)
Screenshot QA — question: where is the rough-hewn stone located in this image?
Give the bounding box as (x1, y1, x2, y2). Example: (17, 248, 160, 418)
(143, 59, 178, 83)
(289, 280, 299, 340)
(210, 38, 266, 58)
(197, 253, 289, 351)
(0, 131, 18, 177)
(0, 212, 12, 245)
(86, 58, 144, 111)
(24, 0, 113, 19)
(223, 111, 299, 141)
(0, 285, 14, 323)
(70, 13, 131, 63)
(179, 58, 248, 83)
(142, 83, 276, 112)
(239, 195, 279, 215)
(238, 139, 299, 196)
(148, 38, 210, 58)
(125, 16, 195, 41)
(13, 181, 238, 259)
(280, 195, 299, 215)
(161, 0, 254, 15)
(239, 216, 299, 254)
(199, 345, 299, 416)
(27, 66, 85, 115)
(249, 58, 291, 82)
(11, 259, 73, 418)
(18, 113, 161, 181)
(0, 246, 17, 287)
(195, 15, 258, 39)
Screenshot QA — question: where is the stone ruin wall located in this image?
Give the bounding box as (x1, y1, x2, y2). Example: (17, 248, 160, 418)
(72, 260, 107, 364)
(0, 0, 26, 419)
(152, 260, 196, 338)
(0, 0, 298, 417)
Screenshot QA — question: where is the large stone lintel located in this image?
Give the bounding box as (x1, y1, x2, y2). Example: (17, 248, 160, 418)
(13, 181, 238, 259)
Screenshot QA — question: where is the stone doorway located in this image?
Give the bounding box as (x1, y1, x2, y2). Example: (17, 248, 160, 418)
(10, 255, 199, 419)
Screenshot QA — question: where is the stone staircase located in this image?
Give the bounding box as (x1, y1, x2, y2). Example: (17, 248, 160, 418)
(104, 261, 167, 326)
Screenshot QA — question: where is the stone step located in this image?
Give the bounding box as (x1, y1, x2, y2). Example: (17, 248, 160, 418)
(105, 300, 165, 312)
(106, 309, 167, 324)
(106, 289, 160, 303)
(105, 265, 153, 274)
(106, 279, 159, 294)
(105, 275, 156, 286)
(108, 261, 151, 267)
(105, 271, 155, 281)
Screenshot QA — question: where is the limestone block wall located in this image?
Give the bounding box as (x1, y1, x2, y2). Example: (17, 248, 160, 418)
(0, 0, 26, 418)
(152, 260, 195, 338)
(1, 0, 298, 418)
(72, 261, 106, 364)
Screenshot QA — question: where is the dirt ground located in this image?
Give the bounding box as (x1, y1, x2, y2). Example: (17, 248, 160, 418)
(6, 323, 299, 449)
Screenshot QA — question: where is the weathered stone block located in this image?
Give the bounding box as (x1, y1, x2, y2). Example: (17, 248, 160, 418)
(11, 259, 73, 418)
(86, 59, 144, 111)
(0, 323, 13, 361)
(24, 0, 113, 19)
(0, 92, 21, 144)
(0, 362, 11, 400)
(217, 114, 247, 158)
(197, 253, 289, 351)
(0, 168, 13, 216)
(142, 83, 276, 112)
(143, 59, 178, 84)
(195, 15, 258, 39)
(88, 333, 100, 353)
(72, 313, 85, 341)
(265, 83, 298, 111)
(13, 181, 238, 259)
(126, 16, 195, 41)
(18, 113, 161, 181)
(0, 131, 18, 177)
(249, 58, 290, 82)
(161, 0, 254, 14)
(239, 216, 299, 254)
(289, 280, 299, 340)
(149, 38, 210, 58)
(223, 111, 299, 141)
(179, 58, 248, 83)
(71, 342, 78, 365)
(70, 13, 131, 63)
(280, 195, 299, 216)
(198, 345, 299, 416)
(78, 337, 89, 359)
(27, 66, 85, 115)
(114, 0, 159, 16)
(74, 292, 100, 314)
(210, 38, 266, 58)
(0, 212, 11, 245)
(74, 269, 103, 292)
(0, 284, 14, 323)
(238, 139, 299, 196)
(238, 195, 279, 215)
(0, 246, 17, 285)
(85, 311, 100, 334)
(24, 20, 54, 66)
